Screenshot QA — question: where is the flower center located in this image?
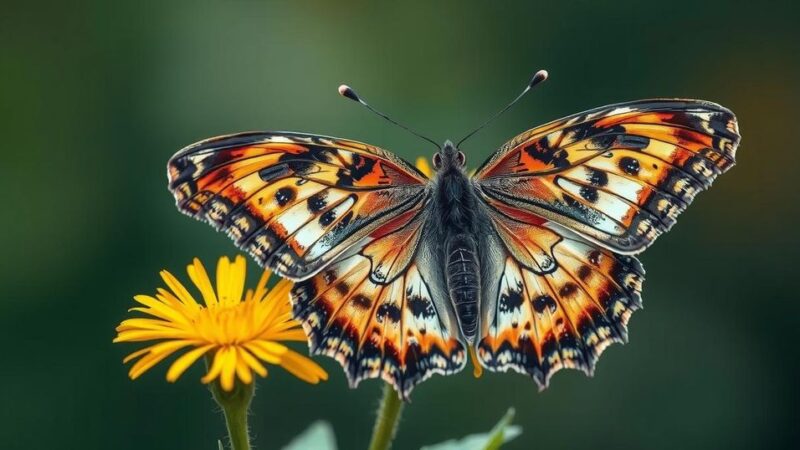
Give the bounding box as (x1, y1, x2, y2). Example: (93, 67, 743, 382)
(191, 301, 261, 345)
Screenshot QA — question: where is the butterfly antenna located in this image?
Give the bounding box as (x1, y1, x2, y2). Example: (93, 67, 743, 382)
(338, 84, 441, 150)
(456, 69, 549, 147)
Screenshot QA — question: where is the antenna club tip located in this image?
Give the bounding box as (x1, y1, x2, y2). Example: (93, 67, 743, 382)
(529, 69, 549, 87)
(338, 84, 360, 102)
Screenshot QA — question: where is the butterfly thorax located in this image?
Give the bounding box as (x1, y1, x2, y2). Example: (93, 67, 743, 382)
(433, 150, 481, 342)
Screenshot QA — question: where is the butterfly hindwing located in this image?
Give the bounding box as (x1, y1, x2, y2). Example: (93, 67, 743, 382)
(474, 99, 740, 254)
(477, 217, 644, 388)
(167, 132, 428, 280)
(290, 210, 466, 398)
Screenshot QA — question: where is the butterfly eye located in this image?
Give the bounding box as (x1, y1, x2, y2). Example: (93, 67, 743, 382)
(432, 153, 443, 170)
(456, 151, 466, 167)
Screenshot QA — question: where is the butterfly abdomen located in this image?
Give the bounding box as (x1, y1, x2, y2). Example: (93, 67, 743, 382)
(446, 234, 481, 341)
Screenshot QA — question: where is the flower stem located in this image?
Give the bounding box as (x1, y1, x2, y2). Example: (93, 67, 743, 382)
(367, 383, 405, 450)
(209, 377, 254, 450)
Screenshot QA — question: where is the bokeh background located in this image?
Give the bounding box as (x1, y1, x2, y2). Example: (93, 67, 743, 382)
(2, 0, 799, 449)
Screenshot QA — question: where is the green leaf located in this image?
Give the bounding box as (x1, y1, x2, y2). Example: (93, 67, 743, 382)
(420, 408, 522, 450)
(217, 440, 224, 450)
(281, 421, 337, 450)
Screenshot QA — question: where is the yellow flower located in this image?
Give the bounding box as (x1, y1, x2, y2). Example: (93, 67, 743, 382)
(416, 156, 433, 178)
(114, 255, 328, 391)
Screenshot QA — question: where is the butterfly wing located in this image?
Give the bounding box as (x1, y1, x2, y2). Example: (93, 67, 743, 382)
(474, 99, 740, 254)
(169, 131, 464, 396)
(290, 208, 466, 398)
(477, 209, 644, 388)
(168, 132, 428, 280)
(474, 99, 739, 386)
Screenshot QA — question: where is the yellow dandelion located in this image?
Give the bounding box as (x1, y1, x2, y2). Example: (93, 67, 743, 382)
(114, 255, 328, 391)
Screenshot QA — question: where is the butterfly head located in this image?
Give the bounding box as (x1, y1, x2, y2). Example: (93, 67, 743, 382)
(432, 140, 466, 172)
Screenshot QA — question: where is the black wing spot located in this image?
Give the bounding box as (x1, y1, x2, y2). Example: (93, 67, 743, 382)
(559, 282, 579, 298)
(377, 303, 401, 323)
(275, 187, 295, 206)
(524, 138, 570, 169)
(588, 250, 602, 266)
(619, 156, 641, 176)
(408, 295, 435, 318)
(577, 265, 592, 281)
(352, 294, 372, 310)
(322, 269, 337, 285)
(499, 281, 524, 312)
(533, 295, 557, 314)
(307, 192, 328, 213)
(588, 168, 609, 187)
(335, 282, 350, 295)
(579, 186, 599, 203)
(319, 210, 337, 226)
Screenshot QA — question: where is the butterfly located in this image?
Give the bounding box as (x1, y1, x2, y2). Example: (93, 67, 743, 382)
(167, 70, 740, 398)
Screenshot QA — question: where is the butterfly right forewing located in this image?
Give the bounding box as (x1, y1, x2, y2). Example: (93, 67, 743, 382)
(474, 99, 740, 254)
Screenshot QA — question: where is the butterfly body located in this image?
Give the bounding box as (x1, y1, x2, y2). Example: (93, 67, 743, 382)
(168, 98, 740, 398)
(428, 140, 485, 342)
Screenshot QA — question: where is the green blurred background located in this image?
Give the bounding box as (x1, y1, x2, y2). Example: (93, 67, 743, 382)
(2, 0, 799, 449)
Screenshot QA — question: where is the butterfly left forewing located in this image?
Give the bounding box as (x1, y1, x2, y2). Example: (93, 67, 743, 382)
(168, 132, 428, 280)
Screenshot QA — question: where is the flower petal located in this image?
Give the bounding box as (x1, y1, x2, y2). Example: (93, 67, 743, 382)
(160, 270, 199, 307)
(121, 346, 152, 364)
(219, 347, 238, 391)
(263, 329, 308, 342)
(279, 349, 328, 384)
(202, 349, 226, 385)
(215, 256, 231, 305)
(258, 281, 293, 327)
(116, 317, 183, 332)
(244, 341, 285, 364)
(251, 269, 272, 302)
(187, 258, 218, 307)
(238, 347, 268, 377)
(131, 295, 188, 325)
(166, 344, 215, 382)
(114, 329, 193, 342)
(234, 347, 253, 385)
(128, 340, 194, 379)
(227, 255, 247, 306)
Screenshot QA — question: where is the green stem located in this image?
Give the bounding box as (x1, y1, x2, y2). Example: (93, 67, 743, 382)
(367, 383, 405, 450)
(209, 377, 254, 450)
